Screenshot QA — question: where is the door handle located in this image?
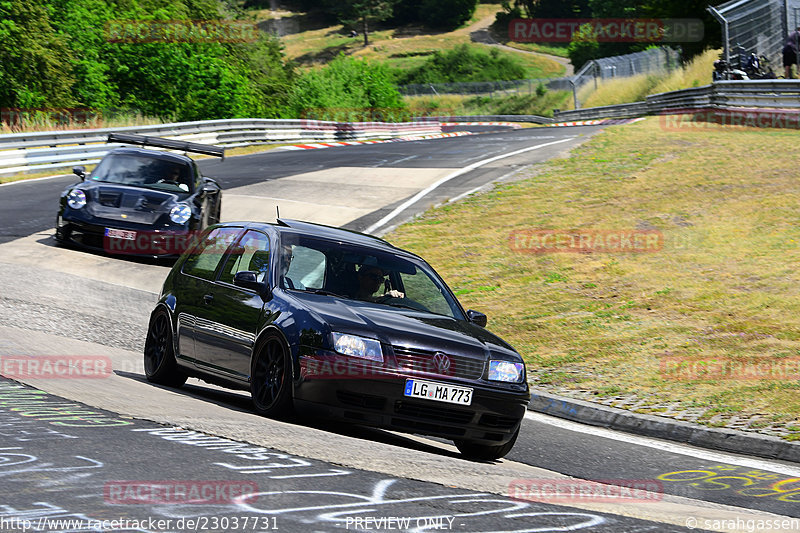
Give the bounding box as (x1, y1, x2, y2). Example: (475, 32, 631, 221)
(203, 294, 214, 304)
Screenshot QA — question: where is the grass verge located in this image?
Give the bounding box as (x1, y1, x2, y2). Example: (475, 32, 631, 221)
(387, 117, 800, 429)
(405, 91, 571, 117)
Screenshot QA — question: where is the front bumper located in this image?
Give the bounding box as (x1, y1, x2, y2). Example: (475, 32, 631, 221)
(294, 354, 529, 446)
(56, 215, 194, 257)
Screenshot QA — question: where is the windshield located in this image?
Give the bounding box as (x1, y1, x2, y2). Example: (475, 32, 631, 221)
(91, 153, 192, 193)
(280, 235, 464, 320)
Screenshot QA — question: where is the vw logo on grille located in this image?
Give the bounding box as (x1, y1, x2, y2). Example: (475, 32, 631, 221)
(431, 352, 452, 375)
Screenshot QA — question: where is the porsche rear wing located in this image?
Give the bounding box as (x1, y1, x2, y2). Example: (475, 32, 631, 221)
(107, 133, 225, 160)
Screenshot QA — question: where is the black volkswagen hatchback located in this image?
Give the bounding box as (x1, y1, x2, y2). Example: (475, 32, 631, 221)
(144, 219, 530, 459)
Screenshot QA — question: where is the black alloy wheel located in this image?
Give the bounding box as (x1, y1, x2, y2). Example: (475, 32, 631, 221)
(251, 336, 293, 418)
(143, 311, 188, 387)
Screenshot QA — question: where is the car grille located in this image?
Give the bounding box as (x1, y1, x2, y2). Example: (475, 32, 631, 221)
(392, 346, 484, 380)
(479, 413, 519, 429)
(336, 391, 386, 411)
(98, 191, 122, 207)
(394, 400, 475, 425)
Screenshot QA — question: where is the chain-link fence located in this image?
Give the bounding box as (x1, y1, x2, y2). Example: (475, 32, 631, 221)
(709, 0, 789, 76)
(398, 46, 680, 103)
(572, 47, 681, 91)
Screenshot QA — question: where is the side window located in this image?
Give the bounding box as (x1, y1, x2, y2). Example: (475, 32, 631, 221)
(219, 230, 270, 284)
(182, 227, 241, 280)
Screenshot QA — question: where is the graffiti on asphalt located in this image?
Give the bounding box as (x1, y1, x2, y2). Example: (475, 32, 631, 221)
(658, 464, 800, 502)
(232, 478, 607, 532)
(0, 382, 132, 427)
(133, 427, 351, 479)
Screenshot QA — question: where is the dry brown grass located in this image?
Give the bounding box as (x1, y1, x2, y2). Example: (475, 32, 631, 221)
(387, 117, 800, 427)
(280, 3, 565, 78)
(577, 49, 721, 108)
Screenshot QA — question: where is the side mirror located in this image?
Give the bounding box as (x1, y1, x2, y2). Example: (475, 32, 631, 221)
(73, 166, 86, 180)
(466, 309, 487, 327)
(233, 271, 271, 299)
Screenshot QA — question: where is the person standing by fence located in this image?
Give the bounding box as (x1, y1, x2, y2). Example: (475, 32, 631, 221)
(783, 26, 800, 78)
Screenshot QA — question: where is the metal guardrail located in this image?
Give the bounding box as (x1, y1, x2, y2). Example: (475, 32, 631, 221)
(0, 119, 442, 175)
(4, 79, 800, 176)
(434, 114, 551, 124)
(553, 79, 800, 121)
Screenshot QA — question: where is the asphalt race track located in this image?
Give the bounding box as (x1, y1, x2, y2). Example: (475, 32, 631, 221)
(1, 125, 799, 532)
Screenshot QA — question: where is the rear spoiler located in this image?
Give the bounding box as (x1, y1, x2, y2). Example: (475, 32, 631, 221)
(107, 133, 225, 160)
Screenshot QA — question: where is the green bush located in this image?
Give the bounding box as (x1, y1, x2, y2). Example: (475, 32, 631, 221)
(290, 54, 406, 121)
(400, 44, 527, 84)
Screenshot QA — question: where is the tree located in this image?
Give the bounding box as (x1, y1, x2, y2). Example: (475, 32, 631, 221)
(531, 0, 590, 18)
(567, 22, 600, 70)
(419, 0, 477, 30)
(339, 0, 398, 46)
(0, 0, 75, 109)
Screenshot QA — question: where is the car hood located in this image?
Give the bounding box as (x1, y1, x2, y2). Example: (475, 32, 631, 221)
(80, 182, 189, 225)
(290, 292, 519, 360)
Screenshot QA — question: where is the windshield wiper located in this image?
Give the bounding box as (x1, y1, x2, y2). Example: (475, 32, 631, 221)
(302, 288, 350, 299)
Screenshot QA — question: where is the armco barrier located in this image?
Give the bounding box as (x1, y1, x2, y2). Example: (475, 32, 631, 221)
(0, 118, 442, 175)
(553, 79, 800, 122)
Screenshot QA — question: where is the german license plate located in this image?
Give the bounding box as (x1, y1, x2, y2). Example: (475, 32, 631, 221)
(404, 379, 472, 405)
(105, 228, 136, 240)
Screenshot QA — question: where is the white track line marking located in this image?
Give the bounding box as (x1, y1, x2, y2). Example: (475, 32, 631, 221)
(525, 411, 800, 477)
(365, 137, 575, 234)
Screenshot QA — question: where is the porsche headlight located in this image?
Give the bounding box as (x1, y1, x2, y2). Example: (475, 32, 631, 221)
(169, 204, 192, 224)
(332, 333, 383, 362)
(488, 360, 525, 383)
(67, 189, 86, 209)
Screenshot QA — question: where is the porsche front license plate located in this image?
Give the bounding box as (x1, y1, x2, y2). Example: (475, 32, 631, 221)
(404, 379, 473, 405)
(105, 228, 136, 240)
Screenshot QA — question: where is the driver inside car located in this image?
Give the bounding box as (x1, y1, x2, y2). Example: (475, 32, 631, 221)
(354, 265, 404, 301)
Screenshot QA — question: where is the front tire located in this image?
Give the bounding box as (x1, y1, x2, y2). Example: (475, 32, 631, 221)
(455, 427, 519, 461)
(144, 310, 188, 387)
(250, 336, 293, 418)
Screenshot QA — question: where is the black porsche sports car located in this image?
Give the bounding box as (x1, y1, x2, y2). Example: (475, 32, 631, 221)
(56, 133, 224, 256)
(144, 219, 530, 460)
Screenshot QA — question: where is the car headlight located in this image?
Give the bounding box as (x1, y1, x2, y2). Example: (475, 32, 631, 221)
(488, 360, 525, 383)
(67, 189, 86, 209)
(332, 333, 383, 363)
(169, 204, 192, 224)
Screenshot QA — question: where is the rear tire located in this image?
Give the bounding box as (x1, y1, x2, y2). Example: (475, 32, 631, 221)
(455, 427, 519, 461)
(143, 310, 188, 387)
(251, 336, 293, 418)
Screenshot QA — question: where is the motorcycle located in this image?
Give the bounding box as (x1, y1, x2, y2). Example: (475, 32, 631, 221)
(712, 46, 776, 80)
